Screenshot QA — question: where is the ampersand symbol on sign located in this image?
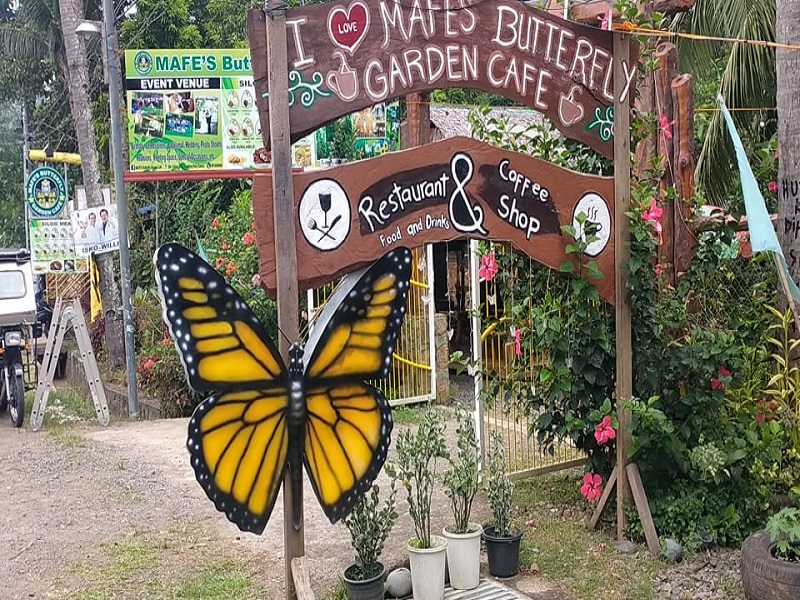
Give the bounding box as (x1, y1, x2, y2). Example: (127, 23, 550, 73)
(448, 153, 488, 236)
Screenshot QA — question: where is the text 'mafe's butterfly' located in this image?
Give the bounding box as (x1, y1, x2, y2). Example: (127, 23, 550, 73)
(154, 243, 412, 534)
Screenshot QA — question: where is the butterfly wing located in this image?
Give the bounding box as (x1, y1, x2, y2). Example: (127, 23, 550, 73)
(154, 243, 287, 393)
(300, 247, 411, 523)
(304, 382, 392, 523)
(188, 390, 289, 534)
(303, 247, 412, 383)
(154, 243, 290, 534)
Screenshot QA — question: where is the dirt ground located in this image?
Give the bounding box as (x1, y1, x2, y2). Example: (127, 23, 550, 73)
(0, 410, 571, 599)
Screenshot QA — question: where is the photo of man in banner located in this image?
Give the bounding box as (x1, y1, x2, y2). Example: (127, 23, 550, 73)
(71, 205, 120, 256)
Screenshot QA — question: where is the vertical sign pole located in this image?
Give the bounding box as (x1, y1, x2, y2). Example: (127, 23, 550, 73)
(264, 3, 303, 599)
(613, 30, 633, 542)
(22, 103, 31, 250)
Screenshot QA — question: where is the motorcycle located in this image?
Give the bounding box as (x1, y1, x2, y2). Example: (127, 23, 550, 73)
(0, 249, 38, 428)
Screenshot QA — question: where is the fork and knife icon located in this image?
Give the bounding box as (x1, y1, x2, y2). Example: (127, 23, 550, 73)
(308, 214, 342, 242)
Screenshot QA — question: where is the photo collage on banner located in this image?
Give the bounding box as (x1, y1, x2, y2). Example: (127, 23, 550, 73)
(125, 49, 400, 172)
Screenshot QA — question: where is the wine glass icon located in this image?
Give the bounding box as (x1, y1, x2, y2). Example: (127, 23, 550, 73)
(318, 192, 332, 228)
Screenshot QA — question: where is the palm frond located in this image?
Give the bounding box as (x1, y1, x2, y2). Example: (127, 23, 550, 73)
(674, 0, 776, 204)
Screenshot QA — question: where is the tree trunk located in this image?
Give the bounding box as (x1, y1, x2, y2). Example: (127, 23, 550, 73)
(777, 0, 800, 284)
(58, 0, 125, 369)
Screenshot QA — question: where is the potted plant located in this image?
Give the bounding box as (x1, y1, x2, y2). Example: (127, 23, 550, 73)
(441, 406, 482, 590)
(482, 432, 522, 578)
(341, 479, 399, 600)
(742, 507, 800, 599)
(387, 405, 448, 600)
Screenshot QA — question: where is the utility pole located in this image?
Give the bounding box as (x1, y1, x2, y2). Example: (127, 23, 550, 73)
(100, 1, 139, 417)
(22, 103, 31, 250)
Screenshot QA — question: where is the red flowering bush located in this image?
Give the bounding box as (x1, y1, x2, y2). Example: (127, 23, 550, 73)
(132, 288, 202, 417)
(202, 190, 277, 339)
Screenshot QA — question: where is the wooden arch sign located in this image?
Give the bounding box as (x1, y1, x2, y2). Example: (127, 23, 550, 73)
(247, 0, 635, 159)
(253, 136, 616, 303)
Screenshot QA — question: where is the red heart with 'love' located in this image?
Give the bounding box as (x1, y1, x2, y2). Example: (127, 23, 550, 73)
(328, 1, 370, 54)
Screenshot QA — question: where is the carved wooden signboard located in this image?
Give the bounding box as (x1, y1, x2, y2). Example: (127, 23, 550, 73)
(247, 0, 634, 158)
(253, 136, 616, 303)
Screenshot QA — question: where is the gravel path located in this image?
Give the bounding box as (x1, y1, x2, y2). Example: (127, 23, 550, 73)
(0, 391, 744, 599)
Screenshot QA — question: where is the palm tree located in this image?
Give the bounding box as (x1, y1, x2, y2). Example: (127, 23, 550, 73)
(1, 0, 125, 368)
(672, 0, 776, 205)
(776, 0, 800, 283)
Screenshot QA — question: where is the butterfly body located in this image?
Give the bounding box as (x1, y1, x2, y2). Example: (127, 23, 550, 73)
(287, 342, 307, 530)
(155, 244, 412, 534)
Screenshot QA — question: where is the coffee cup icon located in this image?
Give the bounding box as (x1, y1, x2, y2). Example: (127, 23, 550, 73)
(326, 50, 359, 102)
(558, 86, 585, 128)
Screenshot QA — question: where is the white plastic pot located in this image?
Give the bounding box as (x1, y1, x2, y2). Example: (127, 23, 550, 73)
(442, 523, 483, 590)
(407, 534, 447, 600)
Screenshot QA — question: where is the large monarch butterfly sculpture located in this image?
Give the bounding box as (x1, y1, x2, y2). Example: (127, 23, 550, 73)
(154, 243, 412, 534)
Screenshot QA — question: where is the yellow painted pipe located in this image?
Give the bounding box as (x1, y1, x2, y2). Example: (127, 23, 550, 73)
(29, 149, 82, 166)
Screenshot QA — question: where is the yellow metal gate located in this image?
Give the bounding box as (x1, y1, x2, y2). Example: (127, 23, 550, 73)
(469, 241, 585, 478)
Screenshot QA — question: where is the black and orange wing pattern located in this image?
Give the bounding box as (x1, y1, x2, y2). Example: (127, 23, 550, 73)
(154, 243, 285, 393)
(302, 248, 411, 522)
(155, 243, 412, 532)
(155, 244, 289, 533)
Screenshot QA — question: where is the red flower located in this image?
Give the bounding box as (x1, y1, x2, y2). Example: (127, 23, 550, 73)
(659, 110, 673, 141)
(242, 231, 256, 246)
(581, 472, 603, 502)
(594, 415, 617, 445)
(479, 252, 499, 282)
(225, 260, 238, 276)
(718, 366, 731, 378)
(711, 378, 722, 391)
(215, 257, 225, 268)
(768, 181, 779, 194)
(642, 198, 664, 244)
(756, 411, 765, 423)
(212, 217, 220, 228)
(160, 336, 171, 347)
(655, 263, 663, 277)
(251, 273, 262, 287)
(514, 328, 521, 357)
(769, 400, 778, 412)
(221, 241, 229, 251)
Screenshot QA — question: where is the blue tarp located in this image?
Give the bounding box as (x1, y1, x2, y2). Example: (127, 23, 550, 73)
(719, 97, 800, 303)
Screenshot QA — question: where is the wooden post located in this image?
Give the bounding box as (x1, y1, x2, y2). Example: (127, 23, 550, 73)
(265, 3, 304, 599)
(655, 42, 679, 286)
(406, 92, 431, 149)
(613, 30, 633, 543)
(670, 73, 697, 278)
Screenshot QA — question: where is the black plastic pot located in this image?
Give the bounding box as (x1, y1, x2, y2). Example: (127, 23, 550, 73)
(342, 561, 385, 600)
(483, 527, 523, 578)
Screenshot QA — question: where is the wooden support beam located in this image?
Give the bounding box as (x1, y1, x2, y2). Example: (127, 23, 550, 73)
(613, 30, 633, 543)
(265, 3, 304, 599)
(590, 467, 618, 529)
(291, 558, 315, 600)
(655, 42, 679, 285)
(670, 73, 697, 279)
(625, 463, 660, 557)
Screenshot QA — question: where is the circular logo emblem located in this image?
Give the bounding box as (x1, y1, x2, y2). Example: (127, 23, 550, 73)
(134, 51, 153, 76)
(572, 193, 611, 257)
(26, 167, 67, 218)
(299, 179, 351, 252)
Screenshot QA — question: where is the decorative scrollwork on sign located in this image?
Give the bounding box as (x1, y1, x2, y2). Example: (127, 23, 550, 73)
(289, 71, 331, 108)
(585, 106, 614, 142)
(262, 71, 332, 109)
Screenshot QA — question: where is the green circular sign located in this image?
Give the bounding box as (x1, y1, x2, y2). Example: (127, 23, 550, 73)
(26, 166, 67, 217)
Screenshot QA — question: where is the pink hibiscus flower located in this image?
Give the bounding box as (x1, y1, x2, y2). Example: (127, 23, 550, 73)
(581, 472, 603, 502)
(479, 252, 499, 282)
(594, 415, 617, 445)
(659, 110, 673, 140)
(642, 198, 664, 244)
